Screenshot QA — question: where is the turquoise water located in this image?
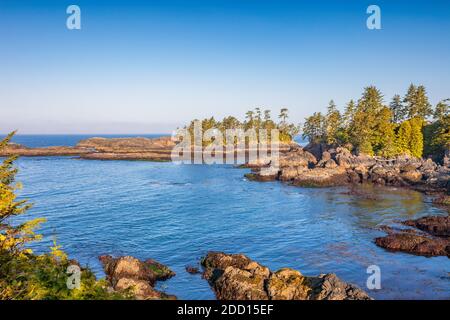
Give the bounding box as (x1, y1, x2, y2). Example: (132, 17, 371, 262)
(11, 156, 449, 300)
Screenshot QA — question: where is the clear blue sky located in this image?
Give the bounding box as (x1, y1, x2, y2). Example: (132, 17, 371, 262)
(1, 0, 449, 133)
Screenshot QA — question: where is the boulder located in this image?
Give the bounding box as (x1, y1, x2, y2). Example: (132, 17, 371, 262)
(400, 170, 423, 183)
(201, 252, 371, 300)
(99, 255, 176, 299)
(292, 168, 349, 187)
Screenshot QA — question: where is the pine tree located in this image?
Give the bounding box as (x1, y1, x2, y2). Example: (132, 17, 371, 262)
(396, 120, 412, 155)
(350, 86, 385, 155)
(325, 100, 341, 145)
(404, 84, 432, 120)
(434, 99, 449, 121)
(424, 99, 450, 161)
(343, 100, 356, 128)
(302, 112, 326, 144)
(374, 107, 397, 157)
(409, 117, 424, 158)
(389, 94, 406, 123)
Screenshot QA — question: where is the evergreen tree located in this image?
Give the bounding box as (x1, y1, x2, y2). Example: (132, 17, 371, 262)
(424, 99, 450, 161)
(302, 112, 326, 144)
(343, 100, 356, 129)
(325, 100, 341, 145)
(396, 120, 411, 155)
(278, 108, 289, 126)
(404, 84, 432, 119)
(409, 117, 424, 158)
(373, 107, 397, 157)
(434, 99, 449, 121)
(350, 86, 385, 155)
(389, 94, 406, 123)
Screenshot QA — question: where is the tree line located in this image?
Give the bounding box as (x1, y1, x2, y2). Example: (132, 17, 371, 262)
(302, 85, 449, 161)
(185, 108, 300, 145)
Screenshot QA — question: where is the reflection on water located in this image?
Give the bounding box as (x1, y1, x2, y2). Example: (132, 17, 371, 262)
(13, 157, 450, 300)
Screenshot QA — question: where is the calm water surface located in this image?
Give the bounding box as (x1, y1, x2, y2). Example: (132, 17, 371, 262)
(8, 136, 450, 300)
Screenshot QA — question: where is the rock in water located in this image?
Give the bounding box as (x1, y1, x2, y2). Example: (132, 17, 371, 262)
(201, 252, 371, 300)
(375, 215, 450, 258)
(99, 255, 176, 300)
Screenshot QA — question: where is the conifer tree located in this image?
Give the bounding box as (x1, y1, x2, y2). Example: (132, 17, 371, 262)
(409, 117, 424, 158)
(302, 112, 326, 144)
(389, 94, 406, 123)
(325, 100, 341, 145)
(396, 120, 412, 155)
(373, 107, 397, 157)
(404, 84, 432, 119)
(350, 86, 385, 155)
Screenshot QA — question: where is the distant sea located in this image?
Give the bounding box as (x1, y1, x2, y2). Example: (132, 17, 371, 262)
(1, 134, 308, 148)
(1, 134, 168, 148)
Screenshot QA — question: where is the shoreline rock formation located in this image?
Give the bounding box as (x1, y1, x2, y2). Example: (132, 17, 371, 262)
(246, 143, 450, 196)
(99, 255, 176, 300)
(201, 251, 371, 300)
(375, 216, 450, 258)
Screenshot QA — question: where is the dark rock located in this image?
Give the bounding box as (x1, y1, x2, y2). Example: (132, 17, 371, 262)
(185, 265, 201, 274)
(375, 233, 449, 257)
(403, 215, 450, 237)
(201, 252, 371, 300)
(375, 215, 450, 258)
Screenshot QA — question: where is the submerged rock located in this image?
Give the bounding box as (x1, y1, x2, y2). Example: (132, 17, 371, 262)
(99, 255, 176, 300)
(185, 265, 201, 274)
(201, 252, 371, 300)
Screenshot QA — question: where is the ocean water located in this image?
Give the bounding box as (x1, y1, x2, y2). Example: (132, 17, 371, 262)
(2, 134, 167, 148)
(6, 136, 450, 300)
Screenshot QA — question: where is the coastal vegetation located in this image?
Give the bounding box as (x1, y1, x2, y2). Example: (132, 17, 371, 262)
(184, 108, 300, 145)
(302, 85, 449, 162)
(0, 132, 125, 299)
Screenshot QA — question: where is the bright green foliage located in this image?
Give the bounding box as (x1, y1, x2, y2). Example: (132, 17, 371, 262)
(0, 133, 127, 300)
(301, 85, 445, 160)
(325, 100, 342, 145)
(396, 120, 412, 155)
(409, 117, 424, 158)
(373, 107, 398, 157)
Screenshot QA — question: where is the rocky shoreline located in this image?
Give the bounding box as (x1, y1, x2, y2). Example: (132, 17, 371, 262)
(97, 252, 372, 300)
(0, 136, 176, 161)
(245, 143, 450, 197)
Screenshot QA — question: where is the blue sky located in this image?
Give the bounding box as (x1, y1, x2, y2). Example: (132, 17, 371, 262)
(0, 0, 449, 133)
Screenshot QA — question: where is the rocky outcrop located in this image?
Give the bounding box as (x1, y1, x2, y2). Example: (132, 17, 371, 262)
(0, 137, 175, 161)
(99, 255, 176, 299)
(201, 252, 371, 300)
(375, 216, 450, 258)
(246, 143, 450, 197)
(0, 143, 90, 157)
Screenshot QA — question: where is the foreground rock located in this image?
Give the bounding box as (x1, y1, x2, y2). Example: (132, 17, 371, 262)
(99, 255, 176, 299)
(375, 216, 450, 258)
(201, 252, 371, 300)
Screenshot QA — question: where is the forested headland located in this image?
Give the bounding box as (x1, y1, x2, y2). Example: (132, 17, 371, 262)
(302, 85, 449, 162)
